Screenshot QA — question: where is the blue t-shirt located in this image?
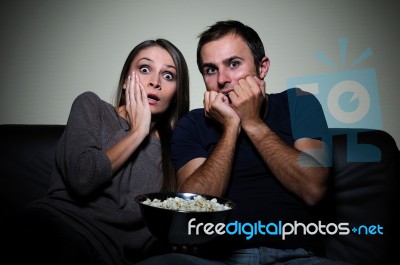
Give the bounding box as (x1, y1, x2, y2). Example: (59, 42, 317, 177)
(171, 88, 330, 250)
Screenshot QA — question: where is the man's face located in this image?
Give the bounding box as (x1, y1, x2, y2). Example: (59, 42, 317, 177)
(200, 33, 258, 94)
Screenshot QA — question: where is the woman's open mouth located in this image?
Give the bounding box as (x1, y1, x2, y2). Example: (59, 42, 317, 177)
(147, 93, 160, 104)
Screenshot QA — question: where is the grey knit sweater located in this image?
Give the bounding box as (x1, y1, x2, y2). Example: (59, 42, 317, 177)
(31, 91, 163, 265)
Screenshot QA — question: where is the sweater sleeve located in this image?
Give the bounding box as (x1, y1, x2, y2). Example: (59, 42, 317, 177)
(57, 91, 112, 199)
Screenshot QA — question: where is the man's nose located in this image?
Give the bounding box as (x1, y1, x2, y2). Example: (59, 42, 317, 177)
(217, 69, 230, 89)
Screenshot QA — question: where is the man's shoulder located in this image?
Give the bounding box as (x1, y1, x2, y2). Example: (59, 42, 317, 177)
(188, 107, 205, 114)
(184, 108, 205, 119)
(269, 87, 305, 98)
(268, 89, 290, 109)
(270, 87, 317, 104)
(176, 108, 215, 133)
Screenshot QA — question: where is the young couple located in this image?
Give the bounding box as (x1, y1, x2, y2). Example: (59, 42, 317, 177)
(3, 20, 352, 265)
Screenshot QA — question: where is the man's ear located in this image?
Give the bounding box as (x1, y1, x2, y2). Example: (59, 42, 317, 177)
(258, 56, 270, 79)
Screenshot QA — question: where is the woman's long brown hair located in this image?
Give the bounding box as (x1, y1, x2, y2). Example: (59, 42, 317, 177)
(113, 39, 190, 191)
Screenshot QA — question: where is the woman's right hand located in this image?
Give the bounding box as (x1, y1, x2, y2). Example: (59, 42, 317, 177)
(106, 72, 151, 174)
(125, 71, 151, 138)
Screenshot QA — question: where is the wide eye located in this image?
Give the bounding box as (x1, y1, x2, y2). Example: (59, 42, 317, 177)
(204, 67, 217, 75)
(139, 66, 150, 74)
(229, 60, 240, 69)
(163, 72, 175, 80)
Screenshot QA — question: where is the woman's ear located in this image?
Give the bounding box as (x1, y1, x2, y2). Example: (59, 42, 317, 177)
(258, 56, 270, 79)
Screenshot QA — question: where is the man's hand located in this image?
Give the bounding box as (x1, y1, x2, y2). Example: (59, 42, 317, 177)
(203, 90, 240, 131)
(228, 76, 266, 128)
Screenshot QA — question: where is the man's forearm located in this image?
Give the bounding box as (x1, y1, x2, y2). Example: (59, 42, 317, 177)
(178, 127, 238, 197)
(243, 121, 329, 205)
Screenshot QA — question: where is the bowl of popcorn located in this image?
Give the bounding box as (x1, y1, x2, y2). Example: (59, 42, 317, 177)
(135, 192, 236, 246)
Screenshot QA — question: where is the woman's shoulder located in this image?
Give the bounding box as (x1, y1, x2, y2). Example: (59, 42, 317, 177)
(74, 91, 101, 103)
(69, 91, 110, 117)
(71, 91, 105, 108)
(66, 91, 114, 128)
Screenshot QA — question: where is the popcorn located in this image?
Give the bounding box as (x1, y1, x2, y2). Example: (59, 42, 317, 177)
(142, 195, 231, 212)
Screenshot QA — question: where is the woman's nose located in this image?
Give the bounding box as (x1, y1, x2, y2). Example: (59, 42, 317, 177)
(148, 75, 161, 89)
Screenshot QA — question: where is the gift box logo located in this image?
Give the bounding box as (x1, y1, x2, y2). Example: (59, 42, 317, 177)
(286, 38, 381, 162)
(287, 69, 381, 129)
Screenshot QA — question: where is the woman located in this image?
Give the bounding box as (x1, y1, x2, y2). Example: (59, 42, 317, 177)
(4, 39, 190, 265)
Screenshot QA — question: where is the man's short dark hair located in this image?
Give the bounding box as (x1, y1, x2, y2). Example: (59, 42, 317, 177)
(196, 20, 266, 75)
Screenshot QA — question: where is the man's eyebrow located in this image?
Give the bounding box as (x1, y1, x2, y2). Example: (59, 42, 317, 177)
(223, 56, 243, 64)
(201, 56, 245, 72)
(203, 56, 244, 67)
(202, 62, 216, 69)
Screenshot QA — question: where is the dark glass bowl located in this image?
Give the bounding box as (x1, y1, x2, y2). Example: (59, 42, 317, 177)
(135, 192, 236, 246)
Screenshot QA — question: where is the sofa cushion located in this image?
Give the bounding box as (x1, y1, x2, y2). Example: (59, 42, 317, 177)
(0, 125, 398, 265)
(0, 124, 65, 219)
(319, 129, 399, 265)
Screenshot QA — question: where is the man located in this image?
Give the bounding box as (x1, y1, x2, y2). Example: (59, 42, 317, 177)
(137, 20, 353, 265)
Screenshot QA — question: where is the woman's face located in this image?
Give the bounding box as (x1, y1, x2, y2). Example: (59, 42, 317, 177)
(128, 46, 177, 116)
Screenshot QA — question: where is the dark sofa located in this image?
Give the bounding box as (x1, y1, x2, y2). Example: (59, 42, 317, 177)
(0, 124, 399, 265)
